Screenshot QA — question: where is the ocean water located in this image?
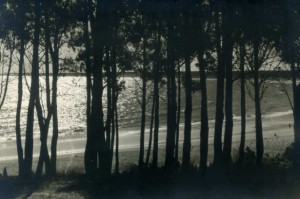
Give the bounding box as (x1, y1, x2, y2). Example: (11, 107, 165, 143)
(0, 76, 293, 142)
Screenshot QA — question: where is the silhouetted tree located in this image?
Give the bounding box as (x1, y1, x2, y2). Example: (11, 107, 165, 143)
(222, 2, 235, 165)
(174, 61, 182, 162)
(181, 4, 193, 171)
(0, 0, 30, 178)
(152, 20, 162, 169)
(213, 1, 225, 166)
(84, 0, 106, 177)
(15, 0, 28, 177)
(84, 0, 128, 178)
(195, 2, 214, 175)
(126, 7, 153, 168)
(165, 6, 179, 170)
(24, 0, 41, 178)
(34, 0, 74, 177)
(243, 4, 279, 166)
(238, 34, 247, 164)
(146, 95, 155, 166)
(276, 0, 300, 167)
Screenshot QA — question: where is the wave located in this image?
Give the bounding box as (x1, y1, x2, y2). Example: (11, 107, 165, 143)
(231, 110, 293, 121)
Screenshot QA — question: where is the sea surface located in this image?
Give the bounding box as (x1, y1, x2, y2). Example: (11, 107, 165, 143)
(0, 76, 294, 142)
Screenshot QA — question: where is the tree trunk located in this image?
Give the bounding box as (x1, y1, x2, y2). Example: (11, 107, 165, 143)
(44, 7, 60, 176)
(16, 41, 24, 177)
(182, 51, 192, 170)
(139, 35, 147, 168)
(110, 99, 115, 172)
(175, 63, 181, 162)
(50, 51, 59, 176)
(213, 4, 225, 166)
(0, 39, 14, 109)
(105, 49, 112, 154)
(16, 2, 26, 175)
(35, 118, 51, 177)
(152, 28, 161, 168)
(114, 107, 120, 174)
(152, 86, 159, 168)
(198, 51, 209, 176)
(85, 0, 107, 177)
(95, 6, 111, 178)
(253, 41, 264, 167)
(294, 84, 300, 167)
(146, 96, 155, 166)
(223, 20, 234, 164)
(104, 49, 113, 174)
(284, 0, 300, 168)
(110, 29, 118, 172)
(83, 0, 93, 177)
(35, 39, 52, 177)
(165, 23, 177, 169)
(139, 77, 146, 167)
(292, 63, 300, 167)
(238, 38, 246, 164)
(24, 0, 41, 178)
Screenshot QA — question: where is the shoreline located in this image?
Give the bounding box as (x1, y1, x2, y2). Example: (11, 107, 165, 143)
(0, 109, 295, 176)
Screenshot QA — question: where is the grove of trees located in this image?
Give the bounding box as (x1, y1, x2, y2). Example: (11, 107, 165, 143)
(0, 0, 300, 180)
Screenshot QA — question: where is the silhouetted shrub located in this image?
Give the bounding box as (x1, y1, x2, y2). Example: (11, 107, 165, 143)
(244, 146, 256, 165)
(283, 142, 294, 162)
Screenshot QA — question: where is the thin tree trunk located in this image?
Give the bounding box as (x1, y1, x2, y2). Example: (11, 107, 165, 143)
(104, 48, 114, 175)
(152, 88, 159, 168)
(105, 49, 112, 153)
(139, 15, 147, 167)
(182, 52, 192, 170)
(15, 0, 26, 175)
(139, 35, 147, 167)
(198, 51, 209, 176)
(253, 41, 264, 167)
(83, 0, 93, 176)
(223, 30, 234, 164)
(292, 63, 300, 167)
(0, 41, 14, 109)
(50, 49, 59, 176)
(139, 77, 146, 167)
(165, 23, 177, 169)
(175, 63, 181, 162)
(110, 102, 115, 172)
(238, 38, 246, 164)
(146, 96, 155, 166)
(213, 4, 225, 166)
(36, 40, 52, 177)
(152, 27, 161, 168)
(44, 7, 60, 176)
(16, 23, 25, 177)
(35, 117, 51, 177)
(181, 10, 192, 170)
(115, 107, 119, 174)
(24, 0, 41, 178)
(110, 28, 118, 172)
(294, 83, 300, 168)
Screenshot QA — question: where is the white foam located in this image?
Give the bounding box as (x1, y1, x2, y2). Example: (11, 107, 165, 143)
(264, 110, 293, 118)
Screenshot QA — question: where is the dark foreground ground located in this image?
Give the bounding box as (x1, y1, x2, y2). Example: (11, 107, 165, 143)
(1, 163, 300, 199)
(0, 142, 297, 199)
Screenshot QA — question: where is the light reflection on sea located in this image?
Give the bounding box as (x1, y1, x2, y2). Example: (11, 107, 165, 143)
(0, 76, 293, 142)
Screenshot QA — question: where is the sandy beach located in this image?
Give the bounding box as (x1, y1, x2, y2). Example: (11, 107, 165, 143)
(0, 109, 294, 177)
(0, 111, 296, 198)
